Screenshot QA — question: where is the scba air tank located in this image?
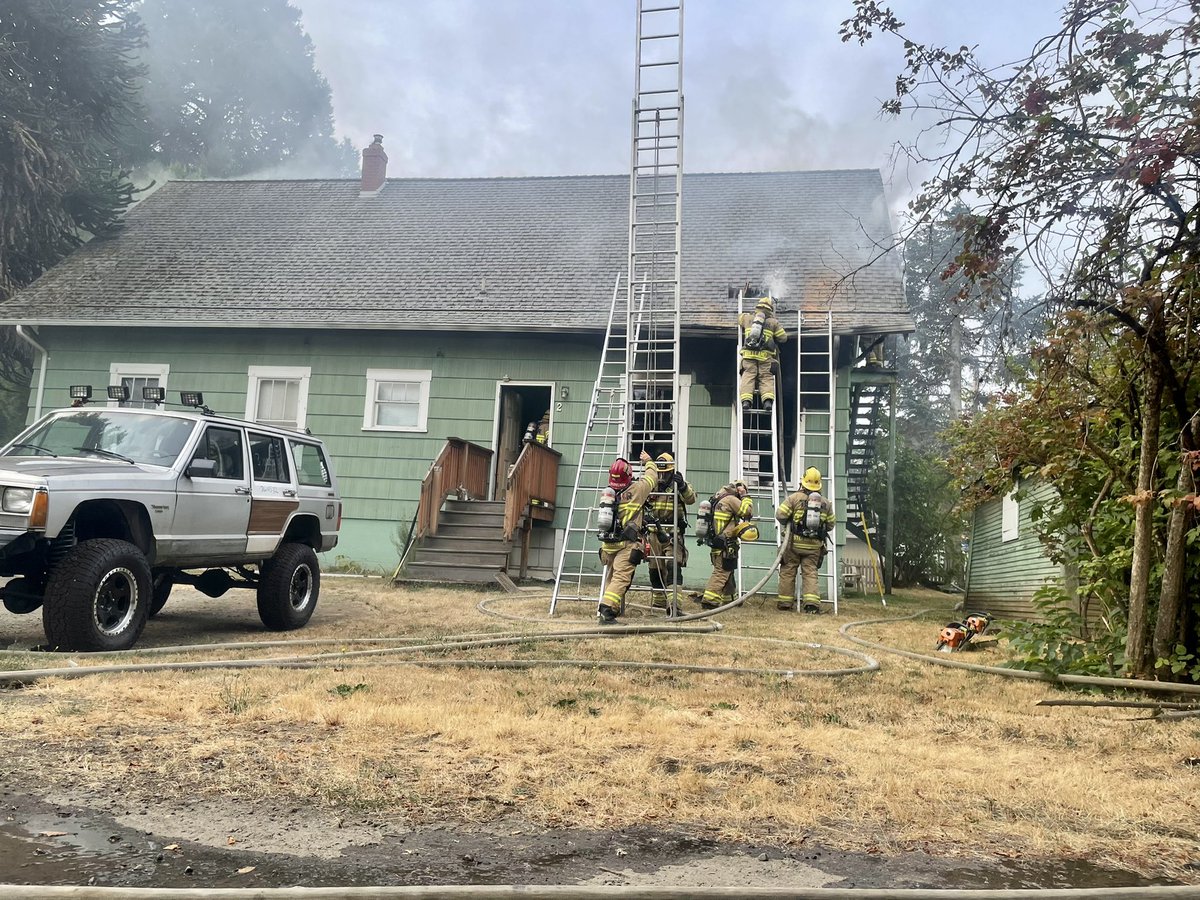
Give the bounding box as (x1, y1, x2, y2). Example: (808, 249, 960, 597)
(597, 487, 617, 537)
(747, 312, 766, 348)
(804, 492, 824, 532)
(694, 499, 713, 542)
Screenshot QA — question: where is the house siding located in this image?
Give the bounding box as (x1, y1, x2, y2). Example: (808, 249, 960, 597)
(23, 326, 771, 576)
(966, 481, 1066, 621)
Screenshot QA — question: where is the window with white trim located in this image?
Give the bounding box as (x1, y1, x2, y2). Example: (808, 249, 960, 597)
(363, 368, 431, 432)
(108, 363, 169, 409)
(1001, 487, 1020, 543)
(246, 365, 310, 431)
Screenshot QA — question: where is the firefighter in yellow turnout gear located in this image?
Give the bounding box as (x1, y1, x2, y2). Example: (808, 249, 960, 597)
(775, 467, 835, 612)
(698, 480, 755, 609)
(645, 452, 696, 610)
(738, 294, 787, 412)
(597, 451, 657, 625)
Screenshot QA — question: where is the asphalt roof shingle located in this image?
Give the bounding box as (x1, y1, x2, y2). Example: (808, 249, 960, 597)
(1, 171, 910, 335)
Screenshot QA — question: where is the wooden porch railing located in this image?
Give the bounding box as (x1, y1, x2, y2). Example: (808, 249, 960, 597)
(503, 442, 561, 542)
(415, 437, 494, 540)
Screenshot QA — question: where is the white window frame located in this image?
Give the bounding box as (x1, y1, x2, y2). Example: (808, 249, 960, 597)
(363, 368, 432, 433)
(1001, 486, 1020, 543)
(246, 365, 311, 431)
(107, 362, 170, 408)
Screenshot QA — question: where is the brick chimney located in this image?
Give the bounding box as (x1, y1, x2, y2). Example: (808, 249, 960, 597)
(360, 134, 387, 195)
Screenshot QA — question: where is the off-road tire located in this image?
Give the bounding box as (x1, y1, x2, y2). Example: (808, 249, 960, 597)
(256, 542, 319, 631)
(42, 539, 152, 652)
(149, 571, 173, 617)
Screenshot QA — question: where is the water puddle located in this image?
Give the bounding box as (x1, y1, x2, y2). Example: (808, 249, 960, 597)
(0, 807, 1186, 890)
(940, 856, 1182, 890)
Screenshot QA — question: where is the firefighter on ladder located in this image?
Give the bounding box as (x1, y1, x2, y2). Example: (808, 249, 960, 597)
(738, 294, 787, 412)
(596, 450, 657, 625)
(645, 452, 696, 611)
(696, 480, 755, 609)
(775, 467, 835, 612)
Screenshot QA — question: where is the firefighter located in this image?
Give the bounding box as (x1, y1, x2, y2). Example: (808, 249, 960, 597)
(738, 294, 787, 412)
(535, 410, 551, 445)
(645, 451, 696, 609)
(597, 450, 657, 624)
(775, 466, 835, 612)
(697, 480, 754, 609)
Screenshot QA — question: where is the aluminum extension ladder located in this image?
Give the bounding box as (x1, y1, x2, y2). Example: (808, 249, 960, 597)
(552, 0, 685, 615)
(794, 306, 840, 614)
(733, 288, 784, 601)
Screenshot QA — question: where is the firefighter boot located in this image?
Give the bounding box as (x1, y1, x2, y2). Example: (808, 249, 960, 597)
(598, 605, 619, 625)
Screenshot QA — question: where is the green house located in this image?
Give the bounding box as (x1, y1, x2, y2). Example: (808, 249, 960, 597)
(965, 480, 1091, 623)
(2, 148, 910, 581)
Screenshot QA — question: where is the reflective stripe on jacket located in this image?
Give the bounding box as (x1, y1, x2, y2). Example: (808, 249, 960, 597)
(738, 312, 788, 362)
(775, 489, 834, 551)
(714, 491, 753, 541)
(647, 479, 696, 525)
(600, 462, 658, 552)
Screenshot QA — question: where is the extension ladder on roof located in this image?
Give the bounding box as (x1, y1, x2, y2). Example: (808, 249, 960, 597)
(551, 0, 685, 614)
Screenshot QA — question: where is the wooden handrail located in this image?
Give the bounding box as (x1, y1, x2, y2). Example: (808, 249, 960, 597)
(415, 437, 494, 540)
(503, 442, 561, 541)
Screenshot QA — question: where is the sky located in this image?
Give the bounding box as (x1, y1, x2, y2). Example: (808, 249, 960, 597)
(297, 0, 1064, 204)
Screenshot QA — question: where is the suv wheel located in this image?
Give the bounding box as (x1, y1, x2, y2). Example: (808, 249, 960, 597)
(149, 571, 173, 618)
(42, 539, 152, 652)
(257, 542, 319, 630)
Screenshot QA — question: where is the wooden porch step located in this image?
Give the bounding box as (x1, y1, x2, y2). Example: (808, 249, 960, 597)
(437, 509, 506, 529)
(434, 522, 504, 539)
(402, 561, 506, 583)
(413, 546, 511, 566)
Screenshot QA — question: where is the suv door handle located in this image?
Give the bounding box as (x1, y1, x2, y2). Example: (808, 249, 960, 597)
(235, 487, 251, 495)
(282, 489, 297, 497)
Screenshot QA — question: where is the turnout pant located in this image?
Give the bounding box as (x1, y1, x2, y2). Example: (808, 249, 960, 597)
(701, 547, 738, 606)
(739, 358, 776, 405)
(778, 544, 822, 607)
(599, 542, 640, 614)
(647, 531, 687, 606)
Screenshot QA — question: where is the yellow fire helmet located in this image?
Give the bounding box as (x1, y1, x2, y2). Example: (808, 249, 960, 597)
(731, 521, 759, 542)
(802, 467, 822, 491)
(755, 295, 774, 313)
(655, 451, 675, 474)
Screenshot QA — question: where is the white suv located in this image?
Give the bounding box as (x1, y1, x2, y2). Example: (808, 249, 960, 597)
(0, 388, 341, 652)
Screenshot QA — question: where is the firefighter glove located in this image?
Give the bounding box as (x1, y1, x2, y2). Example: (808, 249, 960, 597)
(673, 472, 686, 490)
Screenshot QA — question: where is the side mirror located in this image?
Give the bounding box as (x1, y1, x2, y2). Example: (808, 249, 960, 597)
(186, 458, 217, 478)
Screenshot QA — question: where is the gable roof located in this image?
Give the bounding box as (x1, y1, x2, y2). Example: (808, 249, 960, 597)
(0, 170, 910, 336)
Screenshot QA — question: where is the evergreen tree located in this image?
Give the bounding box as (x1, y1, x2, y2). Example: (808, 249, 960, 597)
(126, 0, 356, 178)
(0, 0, 144, 438)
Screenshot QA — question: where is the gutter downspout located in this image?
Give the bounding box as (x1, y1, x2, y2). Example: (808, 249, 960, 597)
(14, 325, 48, 420)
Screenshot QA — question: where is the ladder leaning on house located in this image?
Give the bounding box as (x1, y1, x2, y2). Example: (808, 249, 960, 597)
(551, 0, 685, 616)
(795, 306, 840, 614)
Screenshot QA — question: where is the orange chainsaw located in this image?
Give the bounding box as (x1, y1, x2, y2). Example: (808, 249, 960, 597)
(935, 611, 996, 652)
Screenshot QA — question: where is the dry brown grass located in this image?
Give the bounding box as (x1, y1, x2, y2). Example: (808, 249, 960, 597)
(2, 579, 1198, 881)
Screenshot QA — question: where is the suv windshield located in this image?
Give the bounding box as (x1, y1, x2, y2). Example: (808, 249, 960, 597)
(4, 411, 196, 467)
